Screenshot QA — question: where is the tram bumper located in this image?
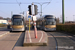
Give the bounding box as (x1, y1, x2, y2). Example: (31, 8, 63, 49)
(12, 28, 25, 31)
(44, 28, 56, 31)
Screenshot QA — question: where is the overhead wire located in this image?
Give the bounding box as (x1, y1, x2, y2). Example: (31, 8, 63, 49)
(16, 0, 22, 11)
(0, 2, 31, 4)
(0, 2, 17, 4)
(43, 0, 52, 10)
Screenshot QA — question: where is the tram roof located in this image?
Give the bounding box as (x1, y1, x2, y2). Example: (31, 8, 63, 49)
(12, 14, 24, 16)
(12, 14, 25, 18)
(41, 15, 55, 18)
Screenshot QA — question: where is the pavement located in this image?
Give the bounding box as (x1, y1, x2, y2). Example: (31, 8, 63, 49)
(23, 30, 48, 46)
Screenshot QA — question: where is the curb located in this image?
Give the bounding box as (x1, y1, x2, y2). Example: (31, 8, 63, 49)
(23, 31, 48, 46)
(23, 43, 47, 46)
(44, 31, 48, 45)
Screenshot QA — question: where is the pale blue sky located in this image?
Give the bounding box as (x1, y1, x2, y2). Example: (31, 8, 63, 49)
(0, 0, 75, 21)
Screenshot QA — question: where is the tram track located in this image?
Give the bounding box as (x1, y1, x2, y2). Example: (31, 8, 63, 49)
(47, 32, 58, 50)
(46, 32, 75, 50)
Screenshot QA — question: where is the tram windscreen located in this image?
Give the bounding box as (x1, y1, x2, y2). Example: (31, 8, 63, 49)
(45, 18, 56, 25)
(13, 18, 23, 25)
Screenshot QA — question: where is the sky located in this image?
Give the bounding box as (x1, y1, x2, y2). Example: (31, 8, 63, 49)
(0, 0, 75, 21)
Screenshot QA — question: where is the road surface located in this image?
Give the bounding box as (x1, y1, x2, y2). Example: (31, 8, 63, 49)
(0, 27, 75, 50)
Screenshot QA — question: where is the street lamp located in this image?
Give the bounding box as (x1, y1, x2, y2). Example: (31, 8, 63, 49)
(33, 2, 50, 16)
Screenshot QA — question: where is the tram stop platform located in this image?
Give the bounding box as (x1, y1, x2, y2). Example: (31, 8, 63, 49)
(23, 30, 48, 46)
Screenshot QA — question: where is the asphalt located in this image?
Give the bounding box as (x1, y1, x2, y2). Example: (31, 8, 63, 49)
(47, 32, 75, 50)
(0, 27, 10, 37)
(0, 32, 22, 50)
(14, 31, 75, 50)
(0, 31, 9, 37)
(0, 27, 75, 50)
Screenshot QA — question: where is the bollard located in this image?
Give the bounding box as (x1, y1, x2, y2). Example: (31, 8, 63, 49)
(34, 21, 37, 38)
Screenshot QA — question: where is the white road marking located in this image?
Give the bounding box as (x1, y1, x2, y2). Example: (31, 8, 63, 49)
(0, 32, 9, 37)
(28, 31, 32, 42)
(39, 31, 43, 42)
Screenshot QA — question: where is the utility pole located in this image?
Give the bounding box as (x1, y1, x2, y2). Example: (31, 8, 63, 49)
(11, 11, 13, 16)
(26, 11, 29, 20)
(11, 11, 13, 17)
(23, 11, 24, 15)
(41, 5, 42, 16)
(62, 0, 65, 24)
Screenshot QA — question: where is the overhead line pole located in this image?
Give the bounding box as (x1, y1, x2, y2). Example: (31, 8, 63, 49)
(62, 0, 65, 24)
(11, 11, 13, 17)
(41, 5, 42, 16)
(33, 2, 50, 17)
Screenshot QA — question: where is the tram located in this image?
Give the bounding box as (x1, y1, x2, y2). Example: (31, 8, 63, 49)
(36, 15, 56, 31)
(11, 14, 25, 31)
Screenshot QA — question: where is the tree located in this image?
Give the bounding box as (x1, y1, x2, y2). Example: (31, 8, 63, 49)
(0, 16, 3, 19)
(56, 18, 59, 24)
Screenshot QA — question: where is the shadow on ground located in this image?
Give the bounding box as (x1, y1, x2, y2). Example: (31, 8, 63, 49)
(0, 27, 11, 31)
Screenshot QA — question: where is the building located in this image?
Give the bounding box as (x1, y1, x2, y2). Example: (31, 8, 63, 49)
(0, 19, 8, 24)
